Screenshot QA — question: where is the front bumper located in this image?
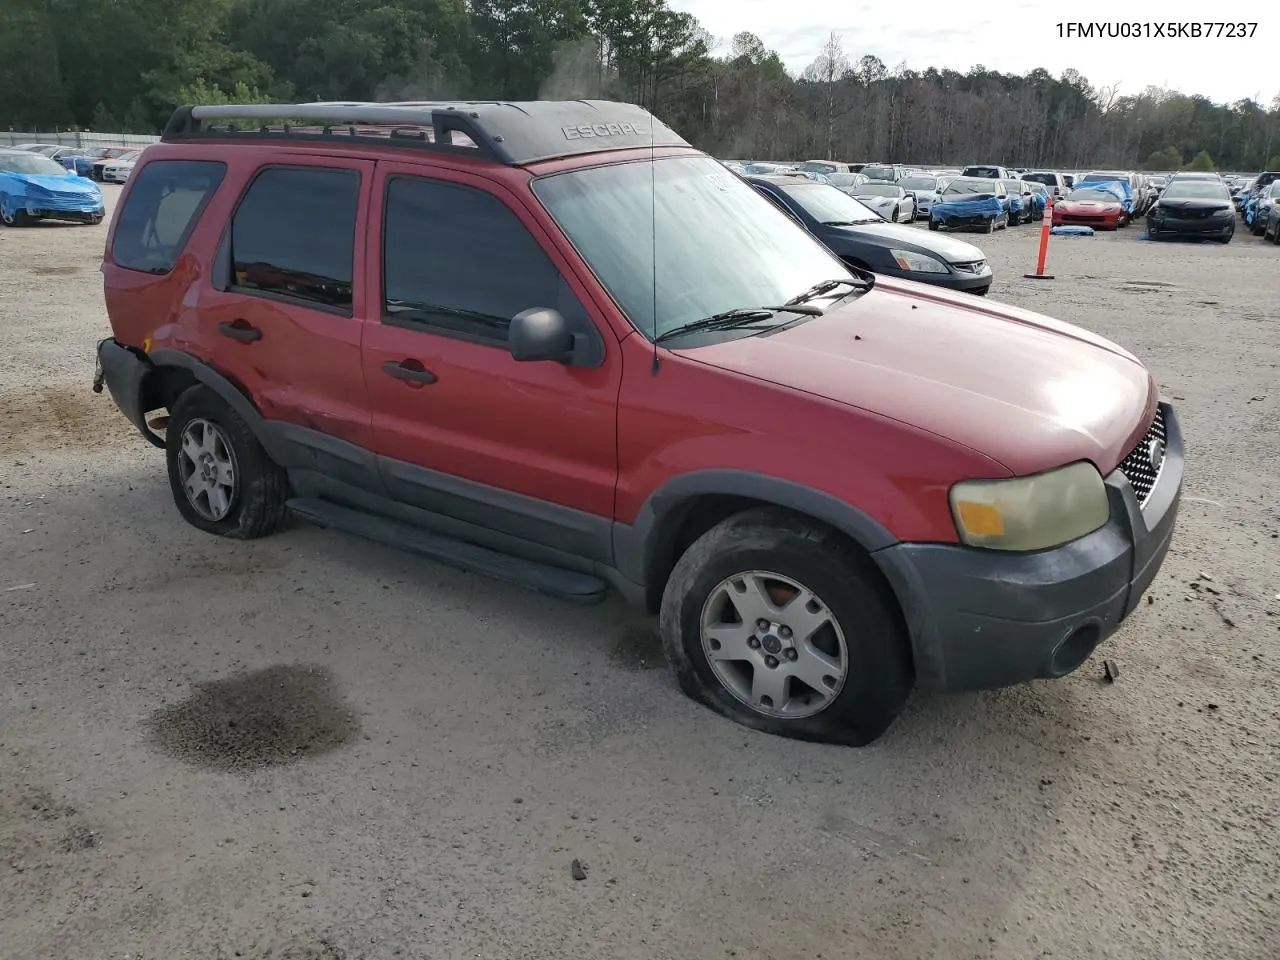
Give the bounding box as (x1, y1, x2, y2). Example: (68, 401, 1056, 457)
(932, 214, 995, 230)
(873, 402, 1183, 692)
(1148, 215, 1233, 236)
(17, 194, 103, 222)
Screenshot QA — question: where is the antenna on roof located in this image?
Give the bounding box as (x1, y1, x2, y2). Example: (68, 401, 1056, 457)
(650, 100, 660, 375)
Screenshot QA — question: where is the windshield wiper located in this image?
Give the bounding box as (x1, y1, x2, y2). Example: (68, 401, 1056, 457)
(654, 305, 823, 344)
(785, 276, 873, 305)
(823, 219, 879, 226)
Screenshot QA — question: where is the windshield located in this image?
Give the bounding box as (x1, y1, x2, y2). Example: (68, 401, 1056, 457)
(532, 156, 852, 341)
(1162, 181, 1230, 200)
(826, 173, 864, 187)
(780, 183, 883, 222)
(860, 165, 896, 181)
(0, 152, 72, 176)
(1021, 172, 1055, 185)
(944, 178, 995, 196)
(855, 184, 900, 198)
(964, 167, 1001, 178)
(798, 161, 836, 173)
(900, 177, 936, 190)
(1068, 188, 1121, 202)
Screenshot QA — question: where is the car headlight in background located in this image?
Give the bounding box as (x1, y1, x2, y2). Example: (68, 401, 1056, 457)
(889, 249, 949, 273)
(950, 461, 1110, 551)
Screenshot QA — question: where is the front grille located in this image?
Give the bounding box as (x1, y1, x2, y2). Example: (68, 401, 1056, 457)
(952, 260, 986, 274)
(1117, 407, 1166, 507)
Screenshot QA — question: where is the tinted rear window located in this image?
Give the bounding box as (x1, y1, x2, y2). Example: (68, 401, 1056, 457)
(230, 167, 360, 313)
(112, 160, 225, 274)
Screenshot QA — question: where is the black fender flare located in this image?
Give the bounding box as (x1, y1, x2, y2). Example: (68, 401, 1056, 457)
(612, 468, 899, 591)
(148, 348, 268, 437)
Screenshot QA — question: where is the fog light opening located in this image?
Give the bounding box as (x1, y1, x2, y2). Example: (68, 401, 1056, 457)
(1048, 624, 1102, 677)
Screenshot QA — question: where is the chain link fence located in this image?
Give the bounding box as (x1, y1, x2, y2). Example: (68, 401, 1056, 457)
(1, 131, 160, 148)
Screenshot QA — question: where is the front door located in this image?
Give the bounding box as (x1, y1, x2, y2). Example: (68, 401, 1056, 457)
(360, 163, 621, 562)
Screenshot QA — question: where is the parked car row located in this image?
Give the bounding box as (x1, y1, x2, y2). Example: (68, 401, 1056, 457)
(12, 143, 144, 181)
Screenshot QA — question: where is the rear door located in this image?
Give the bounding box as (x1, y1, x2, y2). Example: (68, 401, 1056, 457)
(360, 163, 621, 560)
(200, 156, 377, 487)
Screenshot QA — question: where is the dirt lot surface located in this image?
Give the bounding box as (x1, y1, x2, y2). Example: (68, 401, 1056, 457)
(2, 189, 1278, 960)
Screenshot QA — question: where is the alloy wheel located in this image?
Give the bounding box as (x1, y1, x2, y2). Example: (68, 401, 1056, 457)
(176, 417, 239, 521)
(699, 570, 849, 719)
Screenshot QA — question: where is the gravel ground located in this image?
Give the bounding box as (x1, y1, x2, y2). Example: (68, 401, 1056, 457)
(2, 188, 1278, 960)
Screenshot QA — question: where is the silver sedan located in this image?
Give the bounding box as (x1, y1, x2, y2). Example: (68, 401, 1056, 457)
(849, 182, 917, 223)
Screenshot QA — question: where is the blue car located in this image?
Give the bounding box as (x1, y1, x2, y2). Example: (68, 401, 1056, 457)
(0, 148, 105, 226)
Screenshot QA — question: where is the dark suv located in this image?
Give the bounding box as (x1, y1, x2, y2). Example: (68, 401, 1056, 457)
(95, 100, 1183, 745)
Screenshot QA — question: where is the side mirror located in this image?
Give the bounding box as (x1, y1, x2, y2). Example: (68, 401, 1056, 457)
(509, 308, 574, 363)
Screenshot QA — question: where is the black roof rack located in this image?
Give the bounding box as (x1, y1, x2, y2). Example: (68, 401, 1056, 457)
(161, 100, 691, 165)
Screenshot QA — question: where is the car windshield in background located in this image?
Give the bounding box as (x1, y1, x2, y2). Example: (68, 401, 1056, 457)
(0, 152, 72, 176)
(532, 157, 851, 341)
(1068, 188, 1120, 202)
(1161, 182, 1230, 200)
(861, 165, 896, 181)
(900, 177, 936, 190)
(856, 184, 900, 198)
(944, 178, 995, 195)
(965, 167, 1000, 178)
(798, 161, 836, 173)
(827, 173, 863, 187)
(1021, 173, 1056, 185)
(778, 184, 883, 223)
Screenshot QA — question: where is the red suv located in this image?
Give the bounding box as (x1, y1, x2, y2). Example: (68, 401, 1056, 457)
(95, 100, 1183, 745)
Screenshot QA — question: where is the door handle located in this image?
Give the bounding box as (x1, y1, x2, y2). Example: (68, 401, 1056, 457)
(381, 359, 437, 385)
(218, 320, 262, 343)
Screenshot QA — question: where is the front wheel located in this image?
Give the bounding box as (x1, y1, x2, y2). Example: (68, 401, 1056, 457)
(0, 194, 32, 227)
(984, 218, 995, 233)
(166, 385, 291, 539)
(928, 218, 939, 231)
(659, 509, 913, 745)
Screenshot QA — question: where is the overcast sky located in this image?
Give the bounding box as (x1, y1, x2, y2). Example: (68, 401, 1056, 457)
(666, 0, 1278, 106)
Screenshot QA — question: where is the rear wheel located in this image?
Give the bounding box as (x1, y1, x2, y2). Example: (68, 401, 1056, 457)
(166, 386, 290, 539)
(659, 509, 913, 746)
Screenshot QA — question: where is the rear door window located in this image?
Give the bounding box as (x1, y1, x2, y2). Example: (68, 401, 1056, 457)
(111, 160, 225, 274)
(229, 166, 360, 314)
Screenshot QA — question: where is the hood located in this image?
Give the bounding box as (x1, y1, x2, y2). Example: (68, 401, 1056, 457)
(9, 172, 100, 194)
(1157, 197, 1231, 210)
(830, 220, 983, 263)
(676, 283, 1153, 476)
(940, 192, 994, 202)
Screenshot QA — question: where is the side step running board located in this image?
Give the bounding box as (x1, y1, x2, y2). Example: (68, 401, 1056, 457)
(286, 498, 608, 605)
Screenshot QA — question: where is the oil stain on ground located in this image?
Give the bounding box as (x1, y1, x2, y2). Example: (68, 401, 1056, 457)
(144, 664, 361, 771)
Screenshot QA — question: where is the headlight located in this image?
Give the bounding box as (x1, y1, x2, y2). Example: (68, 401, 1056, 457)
(950, 461, 1109, 551)
(890, 249, 949, 273)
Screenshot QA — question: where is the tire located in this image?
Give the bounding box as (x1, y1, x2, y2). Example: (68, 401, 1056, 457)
(165, 385, 290, 539)
(659, 508, 913, 746)
(984, 218, 995, 233)
(87, 214, 103, 226)
(928, 218, 939, 231)
(890, 204, 900, 222)
(0, 194, 32, 227)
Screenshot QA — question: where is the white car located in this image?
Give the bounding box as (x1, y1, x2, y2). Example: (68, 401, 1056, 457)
(850, 182, 917, 223)
(101, 152, 141, 184)
(899, 174, 942, 219)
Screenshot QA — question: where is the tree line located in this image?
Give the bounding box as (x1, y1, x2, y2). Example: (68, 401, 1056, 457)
(4, 0, 1279, 171)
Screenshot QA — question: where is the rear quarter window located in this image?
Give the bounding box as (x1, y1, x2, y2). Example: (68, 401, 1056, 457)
(111, 160, 226, 274)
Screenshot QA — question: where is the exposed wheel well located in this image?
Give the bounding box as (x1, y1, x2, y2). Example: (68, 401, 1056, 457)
(141, 363, 257, 421)
(642, 494, 902, 625)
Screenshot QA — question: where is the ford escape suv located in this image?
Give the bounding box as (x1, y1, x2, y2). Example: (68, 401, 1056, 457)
(95, 100, 1183, 746)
